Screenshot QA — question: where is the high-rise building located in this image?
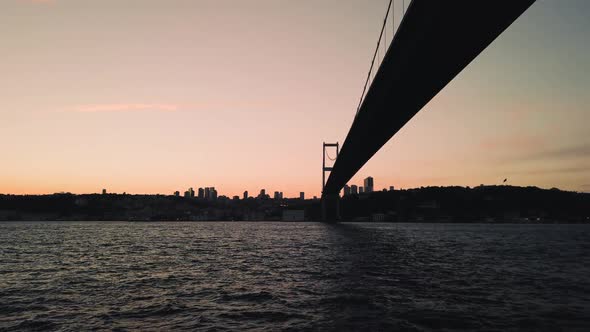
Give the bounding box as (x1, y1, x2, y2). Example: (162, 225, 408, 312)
(102, 189, 107, 195)
(184, 190, 190, 198)
(174, 191, 180, 197)
(243, 191, 248, 199)
(343, 185, 351, 196)
(359, 187, 364, 194)
(211, 188, 218, 200)
(279, 192, 283, 200)
(274, 191, 280, 200)
(259, 189, 266, 199)
(198, 188, 204, 199)
(189, 187, 195, 198)
(389, 186, 395, 191)
(364, 177, 374, 193)
(205, 187, 211, 199)
(351, 185, 358, 195)
(299, 192, 305, 200)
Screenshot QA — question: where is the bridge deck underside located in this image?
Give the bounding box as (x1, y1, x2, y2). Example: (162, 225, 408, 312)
(323, 0, 535, 196)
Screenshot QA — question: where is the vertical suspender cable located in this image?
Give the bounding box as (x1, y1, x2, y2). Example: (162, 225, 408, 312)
(394, 0, 396, 37)
(384, 12, 387, 51)
(355, 0, 393, 115)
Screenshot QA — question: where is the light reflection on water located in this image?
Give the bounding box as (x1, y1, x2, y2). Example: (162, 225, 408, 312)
(1, 222, 589, 331)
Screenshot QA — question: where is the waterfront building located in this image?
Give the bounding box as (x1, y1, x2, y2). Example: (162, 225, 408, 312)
(351, 185, 358, 195)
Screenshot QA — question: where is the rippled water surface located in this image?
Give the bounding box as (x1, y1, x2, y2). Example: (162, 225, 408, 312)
(1, 222, 589, 331)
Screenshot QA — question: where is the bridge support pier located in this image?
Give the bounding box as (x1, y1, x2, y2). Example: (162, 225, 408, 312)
(321, 194, 340, 222)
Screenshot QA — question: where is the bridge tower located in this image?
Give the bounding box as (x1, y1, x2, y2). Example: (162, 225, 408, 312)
(322, 142, 340, 221)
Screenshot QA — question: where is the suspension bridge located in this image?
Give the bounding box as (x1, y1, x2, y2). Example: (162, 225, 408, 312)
(321, 0, 536, 220)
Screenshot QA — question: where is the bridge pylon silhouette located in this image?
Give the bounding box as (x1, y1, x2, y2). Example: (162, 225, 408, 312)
(321, 142, 340, 221)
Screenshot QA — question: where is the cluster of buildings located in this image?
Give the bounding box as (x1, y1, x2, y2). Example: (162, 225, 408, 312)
(174, 187, 307, 201)
(173, 177, 390, 203)
(343, 176, 374, 195)
(166, 187, 309, 221)
(175, 187, 218, 200)
(342, 176, 395, 196)
(255, 189, 305, 200)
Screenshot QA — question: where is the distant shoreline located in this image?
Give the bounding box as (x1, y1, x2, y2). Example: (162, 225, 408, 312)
(2, 185, 589, 223)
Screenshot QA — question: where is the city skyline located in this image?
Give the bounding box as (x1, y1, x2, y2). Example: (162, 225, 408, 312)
(1, 0, 589, 197)
(93, 175, 393, 199)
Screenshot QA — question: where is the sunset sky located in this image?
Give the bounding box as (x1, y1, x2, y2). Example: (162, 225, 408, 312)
(1, 0, 589, 197)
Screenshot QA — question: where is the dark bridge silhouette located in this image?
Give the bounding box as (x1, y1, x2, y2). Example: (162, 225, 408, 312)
(322, 0, 536, 219)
